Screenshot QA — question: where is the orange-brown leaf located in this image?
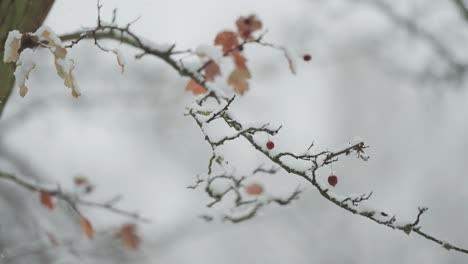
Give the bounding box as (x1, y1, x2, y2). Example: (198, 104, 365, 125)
(214, 31, 239, 54)
(39, 191, 54, 209)
(79, 216, 94, 239)
(245, 182, 264, 195)
(227, 68, 250, 95)
(236, 15, 262, 40)
(73, 176, 88, 186)
(232, 51, 250, 75)
(204, 61, 221, 81)
(185, 79, 207, 95)
(117, 224, 140, 250)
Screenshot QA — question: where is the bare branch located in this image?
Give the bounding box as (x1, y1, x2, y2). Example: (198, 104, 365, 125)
(0, 170, 150, 222)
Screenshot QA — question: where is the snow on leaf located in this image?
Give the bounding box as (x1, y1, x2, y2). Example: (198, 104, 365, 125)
(35, 26, 63, 46)
(53, 48, 80, 98)
(227, 68, 250, 95)
(236, 15, 262, 40)
(36, 27, 81, 97)
(214, 31, 239, 54)
(204, 61, 221, 81)
(14, 49, 37, 97)
(39, 191, 54, 209)
(232, 51, 250, 76)
(79, 216, 94, 239)
(112, 49, 125, 74)
(3, 30, 22, 63)
(195, 44, 223, 64)
(116, 224, 140, 250)
(245, 182, 264, 195)
(186, 79, 207, 95)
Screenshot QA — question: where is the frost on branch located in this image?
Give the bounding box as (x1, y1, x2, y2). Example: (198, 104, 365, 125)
(188, 167, 301, 223)
(186, 97, 299, 222)
(14, 49, 37, 97)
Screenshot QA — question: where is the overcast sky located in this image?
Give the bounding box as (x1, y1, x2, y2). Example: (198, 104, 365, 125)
(2, 0, 468, 263)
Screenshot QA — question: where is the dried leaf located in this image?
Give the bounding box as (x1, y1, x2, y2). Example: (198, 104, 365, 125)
(36, 27, 62, 47)
(245, 182, 264, 195)
(185, 79, 207, 95)
(214, 31, 239, 54)
(73, 176, 88, 186)
(13, 51, 36, 98)
(117, 224, 140, 250)
(39, 191, 54, 209)
(227, 68, 250, 95)
(204, 61, 221, 81)
(232, 51, 250, 75)
(19, 86, 28, 97)
(79, 216, 94, 239)
(3, 30, 22, 63)
(54, 46, 67, 59)
(45, 29, 81, 97)
(236, 15, 262, 40)
(54, 57, 80, 97)
(112, 49, 125, 74)
(50, 46, 80, 98)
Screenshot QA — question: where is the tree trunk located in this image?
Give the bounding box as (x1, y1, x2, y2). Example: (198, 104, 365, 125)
(0, 0, 55, 117)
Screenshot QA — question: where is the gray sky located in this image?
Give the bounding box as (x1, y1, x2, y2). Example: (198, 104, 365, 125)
(1, 0, 468, 263)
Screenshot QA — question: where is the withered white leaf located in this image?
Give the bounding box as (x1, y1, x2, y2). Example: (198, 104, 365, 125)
(3, 30, 22, 63)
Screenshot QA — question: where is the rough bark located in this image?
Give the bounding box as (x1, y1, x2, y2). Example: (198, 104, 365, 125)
(0, 0, 55, 117)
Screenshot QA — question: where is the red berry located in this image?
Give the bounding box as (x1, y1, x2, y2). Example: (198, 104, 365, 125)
(303, 54, 311, 61)
(328, 175, 338, 187)
(266, 141, 275, 150)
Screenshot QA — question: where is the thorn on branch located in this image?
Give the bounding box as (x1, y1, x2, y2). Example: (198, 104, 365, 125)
(252, 165, 280, 175)
(111, 8, 118, 24)
(341, 192, 373, 206)
(200, 215, 214, 222)
(206, 96, 236, 123)
(187, 175, 204, 189)
(411, 207, 428, 227)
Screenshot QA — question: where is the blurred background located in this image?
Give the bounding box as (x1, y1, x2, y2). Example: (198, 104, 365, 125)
(1, 0, 468, 263)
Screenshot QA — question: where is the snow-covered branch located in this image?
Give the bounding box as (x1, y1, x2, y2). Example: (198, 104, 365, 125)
(188, 167, 301, 223)
(188, 94, 468, 255)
